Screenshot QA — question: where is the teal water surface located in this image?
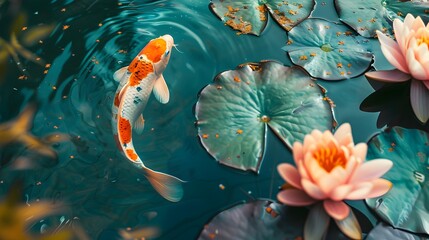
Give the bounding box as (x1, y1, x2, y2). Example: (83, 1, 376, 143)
(0, 0, 427, 239)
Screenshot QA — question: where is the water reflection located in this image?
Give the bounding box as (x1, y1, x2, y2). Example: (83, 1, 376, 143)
(360, 80, 429, 132)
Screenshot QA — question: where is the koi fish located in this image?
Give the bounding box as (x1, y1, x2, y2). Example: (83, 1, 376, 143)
(111, 35, 183, 202)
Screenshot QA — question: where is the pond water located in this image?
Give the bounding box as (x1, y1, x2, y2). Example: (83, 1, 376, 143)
(0, 0, 428, 239)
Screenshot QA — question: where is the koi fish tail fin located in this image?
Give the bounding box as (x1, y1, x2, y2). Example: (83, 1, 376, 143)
(143, 166, 184, 202)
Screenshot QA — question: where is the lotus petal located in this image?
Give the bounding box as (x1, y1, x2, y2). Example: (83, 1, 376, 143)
(410, 79, 429, 124)
(304, 203, 330, 240)
(365, 69, 411, 83)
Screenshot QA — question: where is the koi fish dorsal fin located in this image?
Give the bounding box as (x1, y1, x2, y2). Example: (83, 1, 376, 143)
(152, 74, 170, 104)
(113, 66, 128, 82)
(134, 115, 145, 134)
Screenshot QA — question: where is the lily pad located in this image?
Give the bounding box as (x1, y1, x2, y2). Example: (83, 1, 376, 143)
(209, 0, 315, 36)
(283, 18, 373, 80)
(195, 61, 334, 172)
(366, 223, 424, 240)
(366, 127, 429, 234)
(335, 0, 429, 38)
(198, 200, 306, 240)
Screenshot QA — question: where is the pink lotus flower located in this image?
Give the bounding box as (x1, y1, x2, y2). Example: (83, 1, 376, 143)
(365, 14, 429, 123)
(277, 123, 392, 239)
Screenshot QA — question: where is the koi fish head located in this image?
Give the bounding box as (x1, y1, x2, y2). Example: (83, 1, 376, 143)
(137, 34, 174, 75)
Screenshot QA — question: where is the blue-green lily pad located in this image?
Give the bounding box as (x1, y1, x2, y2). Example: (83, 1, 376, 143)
(195, 60, 334, 172)
(335, 0, 429, 38)
(209, 0, 315, 36)
(366, 127, 429, 234)
(198, 200, 306, 240)
(283, 18, 373, 80)
(366, 223, 424, 240)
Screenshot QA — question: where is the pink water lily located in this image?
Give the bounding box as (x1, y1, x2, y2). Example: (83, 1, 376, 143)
(365, 14, 429, 123)
(277, 123, 393, 239)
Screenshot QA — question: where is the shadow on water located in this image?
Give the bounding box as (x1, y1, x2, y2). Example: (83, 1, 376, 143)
(360, 79, 429, 133)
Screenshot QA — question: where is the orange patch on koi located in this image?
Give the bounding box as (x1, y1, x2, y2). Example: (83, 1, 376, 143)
(126, 149, 138, 161)
(118, 116, 132, 144)
(129, 61, 153, 86)
(114, 93, 121, 107)
(141, 38, 167, 63)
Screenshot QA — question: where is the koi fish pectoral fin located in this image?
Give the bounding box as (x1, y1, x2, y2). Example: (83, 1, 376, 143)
(143, 166, 184, 202)
(152, 74, 170, 104)
(118, 84, 129, 104)
(134, 115, 145, 134)
(113, 66, 129, 82)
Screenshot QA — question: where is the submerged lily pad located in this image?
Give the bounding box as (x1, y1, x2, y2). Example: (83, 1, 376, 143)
(335, 0, 429, 38)
(366, 127, 429, 234)
(283, 18, 373, 80)
(198, 200, 306, 240)
(195, 61, 334, 172)
(209, 0, 315, 36)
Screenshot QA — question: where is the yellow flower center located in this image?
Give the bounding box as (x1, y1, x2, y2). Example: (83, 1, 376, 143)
(313, 146, 347, 172)
(416, 28, 429, 46)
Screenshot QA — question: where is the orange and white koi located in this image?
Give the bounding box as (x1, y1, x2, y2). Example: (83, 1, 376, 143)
(111, 35, 183, 202)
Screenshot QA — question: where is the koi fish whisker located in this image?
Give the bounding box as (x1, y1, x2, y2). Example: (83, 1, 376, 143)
(173, 44, 183, 54)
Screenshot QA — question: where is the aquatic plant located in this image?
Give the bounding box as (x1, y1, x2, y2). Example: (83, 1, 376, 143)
(0, 183, 71, 240)
(0, 12, 54, 80)
(335, 0, 429, 37)
(209, 0, 314, 35)
(277, 123, 393, 239)
(283, 18, 373, 80)
(0, 103, 68, 166)
(366, 223, 422, 240)
(365, 14, 429, 123)
(366, 127, 429, 234)
(195, 60, 334, 172)
(198, 200, 306, 240)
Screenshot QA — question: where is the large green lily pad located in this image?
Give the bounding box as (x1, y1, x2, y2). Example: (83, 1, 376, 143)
(335, 0, 429, 38)
(195, 61, 334, 172)
(366, 223, 423, 240)
(209, 0, 315, 36)
(198, 200, 306, 240)
(366, 127, 429, 234)
(283, 18, 373, 80)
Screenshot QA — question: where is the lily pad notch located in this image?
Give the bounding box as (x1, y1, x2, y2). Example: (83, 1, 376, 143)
(195, 60, 335, 173)
(209, 0, 315, 36)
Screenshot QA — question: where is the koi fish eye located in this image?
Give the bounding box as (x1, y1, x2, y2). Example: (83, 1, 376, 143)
(164, 50, 170, 56)
(138, 55, 144, 60)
